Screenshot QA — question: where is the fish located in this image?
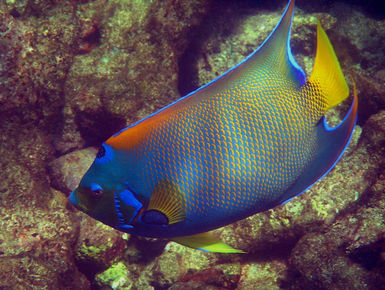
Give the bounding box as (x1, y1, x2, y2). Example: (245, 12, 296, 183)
(69, 0, 357, 253)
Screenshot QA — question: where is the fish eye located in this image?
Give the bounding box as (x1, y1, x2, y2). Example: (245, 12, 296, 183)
(90, 183, 104, 197)
(96, 145, 106, 158)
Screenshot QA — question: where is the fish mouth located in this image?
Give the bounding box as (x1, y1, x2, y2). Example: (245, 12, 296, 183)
(69, 190, 79, 205)
(69, 190, 87, 212)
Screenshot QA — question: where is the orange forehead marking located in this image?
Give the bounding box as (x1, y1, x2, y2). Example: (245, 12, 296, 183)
(106, 114, 162, 150)
(106, 125, 144, 150)
(106, 97, 193, 150)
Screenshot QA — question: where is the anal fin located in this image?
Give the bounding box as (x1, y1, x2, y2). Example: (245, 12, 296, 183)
(171, 232, 245, 253)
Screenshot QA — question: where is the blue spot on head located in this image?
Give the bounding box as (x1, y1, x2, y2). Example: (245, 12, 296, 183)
(87, 183, 104, 197)
(94, 144, 114, 164)
(90, 183, 103, 196)
(90, 183, 103, 192)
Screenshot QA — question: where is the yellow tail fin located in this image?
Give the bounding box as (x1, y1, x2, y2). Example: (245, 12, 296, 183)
(309, 21, 349, 110)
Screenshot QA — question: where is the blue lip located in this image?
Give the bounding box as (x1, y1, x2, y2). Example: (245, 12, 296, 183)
(69, 191, 79, 205)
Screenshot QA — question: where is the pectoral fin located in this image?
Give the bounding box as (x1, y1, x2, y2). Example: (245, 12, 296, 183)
(146, 179, 186, 225)
(171, 232, 245, 253)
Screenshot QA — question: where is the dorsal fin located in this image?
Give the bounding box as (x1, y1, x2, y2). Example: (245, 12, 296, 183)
(239, 0, 305, 85)
(309, 21, 349, 110)
(106, 0, 304, 150)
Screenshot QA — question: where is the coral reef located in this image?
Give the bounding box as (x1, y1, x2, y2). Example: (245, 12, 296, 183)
(57, 0, 210, 153)
(0, 190, 89, 288)
(1, 0, 384, 288)
(48, 147, 97, 193)
(289, 111, 385, 289)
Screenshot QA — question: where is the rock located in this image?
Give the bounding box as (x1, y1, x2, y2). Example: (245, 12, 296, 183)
(289, 169, 385, 289)
(58, 0, 211, 152)
(287, 110, 385, 289)
(0, 1, 77, 129)
(237, 260, 287, 290)
(48, 147, 98, 194)
(363, 110, 385, 153)
(0, 4, 85, 287)
(149, 243, 215, 288)
(0, 189, 89, 289)
(329, 2, 385, 74)
(4, 0, 64, 17)
(351, 68, 385, 123)
(95, 239, 242, 289)
(173, 263, 241, 289)
(95, 262, 132, 290)
(74, 215, 127, 278)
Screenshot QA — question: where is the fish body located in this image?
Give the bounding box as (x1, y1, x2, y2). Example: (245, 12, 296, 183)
(70, 0, 357, 253)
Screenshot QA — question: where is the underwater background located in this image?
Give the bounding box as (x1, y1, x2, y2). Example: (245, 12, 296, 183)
(0, 0, 384, 289)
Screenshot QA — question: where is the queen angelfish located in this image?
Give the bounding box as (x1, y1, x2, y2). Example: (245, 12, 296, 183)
(70, 0, 357, 253)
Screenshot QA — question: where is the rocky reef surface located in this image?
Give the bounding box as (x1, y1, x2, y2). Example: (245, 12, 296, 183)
(1, 0, 385, 288)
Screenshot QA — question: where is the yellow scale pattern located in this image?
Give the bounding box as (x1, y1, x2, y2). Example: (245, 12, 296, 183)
(134, 52, 327, 227)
